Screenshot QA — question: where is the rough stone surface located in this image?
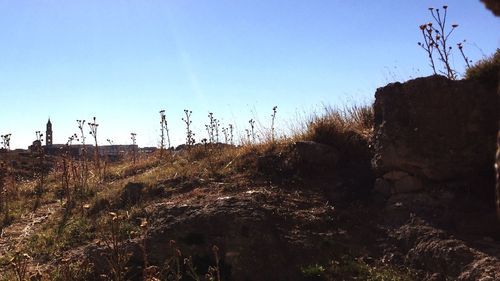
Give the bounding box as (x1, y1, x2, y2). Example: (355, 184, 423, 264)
(84, 186, 338, 281)
(393, 221, 500, 280)
(383, 170, 410, 181)
(497, 131, 500, 220)
(294, 140, 339, 167)
(392, 174, 424, 194)
(372, 75, 498, 182)
(382, 187, 500, 280)
(375, 171, 424, 195)
(52, 177, 500, 281)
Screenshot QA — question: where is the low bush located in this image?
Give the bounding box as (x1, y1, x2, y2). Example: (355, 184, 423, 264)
(465, 48, 500, 87)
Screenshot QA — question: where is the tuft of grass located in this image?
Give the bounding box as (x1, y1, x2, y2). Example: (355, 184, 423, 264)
(297, 105, 374, 159)
(49, 260, 94, 281)
(329, 256, 415, 281)
(301, 264, 326, 281)
(21, 213, 96, 261)
(465, 48, 500, 86)
(57, 215, 96, 250)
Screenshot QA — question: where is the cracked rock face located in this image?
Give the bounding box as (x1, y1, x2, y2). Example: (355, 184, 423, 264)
(372, 75, 498, 184)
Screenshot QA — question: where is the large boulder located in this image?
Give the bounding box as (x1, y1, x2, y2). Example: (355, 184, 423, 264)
(372, 75, 498, 183)
(482, 0, 500, 16)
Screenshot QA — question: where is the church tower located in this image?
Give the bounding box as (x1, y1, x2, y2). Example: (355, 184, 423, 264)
(46, 118, 53, 146)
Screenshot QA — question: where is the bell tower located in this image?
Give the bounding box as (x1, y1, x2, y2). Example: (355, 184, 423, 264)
(46, 118, 53, 146)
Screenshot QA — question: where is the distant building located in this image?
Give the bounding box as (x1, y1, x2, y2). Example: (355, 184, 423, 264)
(34, 118, 138, 160)
(140, 147, 157, 154)
(46, 118, 53, 146)
(99, 145, 138, 161)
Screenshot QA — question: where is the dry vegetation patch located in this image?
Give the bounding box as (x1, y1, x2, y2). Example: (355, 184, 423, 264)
(0, 105, 432, 281)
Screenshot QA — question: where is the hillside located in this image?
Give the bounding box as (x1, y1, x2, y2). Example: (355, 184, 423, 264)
(0, 69, 499, 281)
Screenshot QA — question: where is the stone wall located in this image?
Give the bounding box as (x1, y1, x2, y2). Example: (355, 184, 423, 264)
(372, 75, 498, 195)
(481, 0, 499, 219)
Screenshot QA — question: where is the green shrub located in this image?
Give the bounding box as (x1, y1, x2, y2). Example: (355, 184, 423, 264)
(300, 264, 326, 281)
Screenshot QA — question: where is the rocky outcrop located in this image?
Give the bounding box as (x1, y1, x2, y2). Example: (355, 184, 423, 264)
(393, 219, 500, 281)
(482, 0, 500, 16)
(372, 74, 500, 278)
(372, 75, 498, 188)
(84, 186, 338, 281)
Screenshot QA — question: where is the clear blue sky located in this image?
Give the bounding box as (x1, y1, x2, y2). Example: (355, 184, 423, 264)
(0, 0, 498, 149)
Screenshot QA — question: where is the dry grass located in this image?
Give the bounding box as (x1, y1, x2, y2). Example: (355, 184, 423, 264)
(300, 105, 373, 141)
(0, 103, 375, 226)
(0, 103, 378, 280)
(465, 48, 500, 86)
(293, 105, 374, 161)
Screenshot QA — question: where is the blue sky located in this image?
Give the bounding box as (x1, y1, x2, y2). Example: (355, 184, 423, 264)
(0, 0, 498, 149)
